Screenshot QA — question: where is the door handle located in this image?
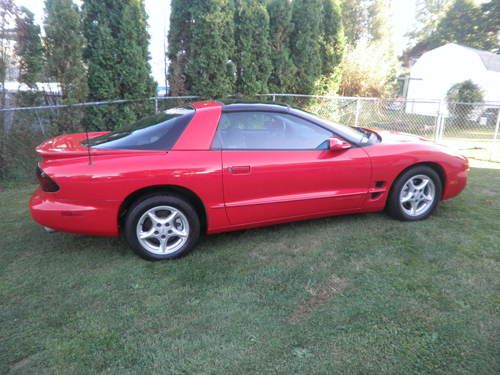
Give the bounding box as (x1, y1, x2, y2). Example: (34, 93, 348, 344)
(227, 165, 251, 174)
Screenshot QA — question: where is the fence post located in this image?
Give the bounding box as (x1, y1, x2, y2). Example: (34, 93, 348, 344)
(491, 107, 500, 161)
(354, 97, 361, 127)
(154, 97, 159, 113)
(272, 94, 276, 102)
(435, 100, 443, 142)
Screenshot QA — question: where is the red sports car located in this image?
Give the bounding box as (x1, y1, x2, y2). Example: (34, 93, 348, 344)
(30, 101, 468, 260)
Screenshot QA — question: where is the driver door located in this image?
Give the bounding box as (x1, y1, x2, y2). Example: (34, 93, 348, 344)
(215, 111, 371, 226)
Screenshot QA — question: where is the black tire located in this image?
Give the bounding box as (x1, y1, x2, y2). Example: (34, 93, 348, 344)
(124, 194, 200, 260)
(387, 166, 442, 221)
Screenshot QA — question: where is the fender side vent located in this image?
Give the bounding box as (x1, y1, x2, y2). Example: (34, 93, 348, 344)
(371, 192, 382, 199)
(375, 181, 386, 188)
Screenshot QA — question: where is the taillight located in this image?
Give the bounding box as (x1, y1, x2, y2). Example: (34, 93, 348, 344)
(36, 165, 60, 192)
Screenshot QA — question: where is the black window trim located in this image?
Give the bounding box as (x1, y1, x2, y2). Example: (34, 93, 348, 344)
(211, 109, 359, 151)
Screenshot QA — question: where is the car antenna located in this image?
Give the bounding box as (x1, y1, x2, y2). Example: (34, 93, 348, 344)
(84, 120, 93, 166)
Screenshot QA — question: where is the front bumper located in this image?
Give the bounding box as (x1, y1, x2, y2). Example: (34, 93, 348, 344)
(442, 168, 468, 200)
(29, 188, 119, 236)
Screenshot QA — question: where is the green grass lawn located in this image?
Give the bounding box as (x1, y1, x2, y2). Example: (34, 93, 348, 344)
(1, 165, 499, 374)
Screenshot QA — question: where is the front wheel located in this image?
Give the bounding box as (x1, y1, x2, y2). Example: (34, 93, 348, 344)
(124, 195, 200, 260)
(387, 166, 442, 221)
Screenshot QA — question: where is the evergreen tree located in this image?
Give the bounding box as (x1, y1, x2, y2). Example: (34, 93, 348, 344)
(44, 0, 87, 103)
(83, 0, 155, 129)
(341, 0, 370, 45)
(167, 0, 192, 95)
(234, 0, 272, 95)
(267, 0, 296, 93)
(15, 7, 43, 89)
(318, 0, 345, 94)
(187, 0, 235, 98)
(290, 0, 323, 94)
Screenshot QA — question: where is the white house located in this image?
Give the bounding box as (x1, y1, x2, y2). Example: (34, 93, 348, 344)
(405, 43, 500, 116)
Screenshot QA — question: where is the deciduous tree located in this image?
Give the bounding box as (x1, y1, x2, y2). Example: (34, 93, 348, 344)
(16, 7, 43, 89)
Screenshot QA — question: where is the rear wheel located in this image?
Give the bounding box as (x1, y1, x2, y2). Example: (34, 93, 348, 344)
(387, 166, 442, 221)
(124, 195, 200, 260)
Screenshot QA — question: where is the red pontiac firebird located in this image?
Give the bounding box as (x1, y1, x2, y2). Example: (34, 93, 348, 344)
(30, 101, 468, 260)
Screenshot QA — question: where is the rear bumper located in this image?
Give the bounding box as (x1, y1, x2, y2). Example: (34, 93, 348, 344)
(29, 188, 119, 236)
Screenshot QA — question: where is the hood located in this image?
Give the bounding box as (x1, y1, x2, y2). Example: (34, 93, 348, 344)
(375, 129, 432, 144)
(36, 132, 108, 161)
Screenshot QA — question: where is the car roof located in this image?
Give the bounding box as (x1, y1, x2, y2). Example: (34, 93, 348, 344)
(221, 102, 291, 113)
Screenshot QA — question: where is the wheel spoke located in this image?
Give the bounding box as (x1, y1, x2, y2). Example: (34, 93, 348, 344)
(409, 199, 417, 215)
(147, 211, 161, 225)
(159, 237, 168, 252)
(401, 193, 412, 203)
(171, 227, 188, 238)
(417, 178, 429, 190)
(166, 211, 178, 224)
(423, 193, 433, 202)
(139, 228, 156, 239)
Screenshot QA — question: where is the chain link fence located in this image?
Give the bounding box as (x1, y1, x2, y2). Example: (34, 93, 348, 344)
(0, 94, 498, 182)
(0, 96, 198, 181)
(262, 94, 500, 163)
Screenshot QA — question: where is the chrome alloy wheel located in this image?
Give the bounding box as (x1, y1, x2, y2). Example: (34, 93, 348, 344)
(136, 206, 190, 255)
(399, 174, 436, 217)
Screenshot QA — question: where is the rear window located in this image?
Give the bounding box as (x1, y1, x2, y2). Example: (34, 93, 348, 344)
(84, 107, 195, 150)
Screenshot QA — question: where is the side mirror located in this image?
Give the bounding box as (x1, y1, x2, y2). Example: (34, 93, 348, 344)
(329, 137, 352, 151)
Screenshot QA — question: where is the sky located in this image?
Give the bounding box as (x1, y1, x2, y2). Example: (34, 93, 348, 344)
(16, 0, 418, 87)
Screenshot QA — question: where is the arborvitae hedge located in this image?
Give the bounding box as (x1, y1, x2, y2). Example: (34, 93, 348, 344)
(267, 0, 296, 93)
(187, 0, 235, 99)
(83, 0, 155, 130)
(234, 0, 272, 95)
(290, 0, 323, 94)
(167, 0, 346, 97)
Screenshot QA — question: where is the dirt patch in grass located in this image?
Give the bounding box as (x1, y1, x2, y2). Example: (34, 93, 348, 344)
(289, 274, 347, 324)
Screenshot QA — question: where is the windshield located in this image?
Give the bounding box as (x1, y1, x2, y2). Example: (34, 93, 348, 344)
(84, 107, 195, 150)
(289, 108, 374, 145)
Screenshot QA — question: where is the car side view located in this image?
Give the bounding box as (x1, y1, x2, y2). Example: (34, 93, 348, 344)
(30, 101, 469, 260)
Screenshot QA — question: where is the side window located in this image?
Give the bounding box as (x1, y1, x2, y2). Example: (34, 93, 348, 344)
(213, 112, 332, 150)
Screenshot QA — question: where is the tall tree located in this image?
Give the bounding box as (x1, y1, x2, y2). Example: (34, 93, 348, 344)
(15, 6, 43, 89)
(318, 0, 345, 94)
(479, 0, 499, 53)
(430, 0, 482, 48)
(409, 0, 453, 43)
(290, 0, 323, 94)
(0, 0, 18, 176)
(267, 0, 296, 92)
(368, 0, 393, 42)
(187, 0, 235, 98)
(0, 0, 17, 90)
(167, 0, 192, 96)
(44, 0, 87, 103)
(234, 0, 272, 95)
(341, 0, 370, 45)
(405, 0, 499, 62)
(83, 0, 155, 129)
